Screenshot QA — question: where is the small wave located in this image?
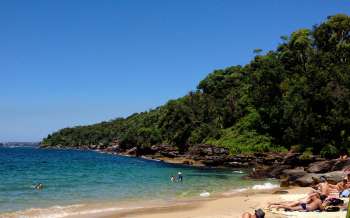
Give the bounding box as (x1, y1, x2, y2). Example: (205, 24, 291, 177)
(252, 182, 279, 190)
(222, 182, 278, 196)
(0, 203, 136, 218)
(232, 170, 244, 174)
(222, 188, 248, 196)
(199, 192, 210, 197)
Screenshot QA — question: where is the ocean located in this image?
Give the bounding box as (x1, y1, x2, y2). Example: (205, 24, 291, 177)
(0, 146, 277, 217)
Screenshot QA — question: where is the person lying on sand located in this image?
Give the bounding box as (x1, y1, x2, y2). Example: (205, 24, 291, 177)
(272, 192, 324, 212)
(268, 190, 325, 210)
(241, 208, 265, 218)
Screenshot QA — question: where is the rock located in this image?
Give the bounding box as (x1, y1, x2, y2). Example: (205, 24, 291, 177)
(224, 161, 249, 168)
(269, 165, 292, 178)
(281, 153, 301, 165)
(293, 171, 344, 187)
(104, 145, 121, 153)
(202, 156, 229, 166)
(280, 179, 290, 187)
(248, 166, 271, 179)
(294, 173, 318, 187)
(307, 160, 336, 173)
(321, 171, 344, 183)
(273, 190, 289, 194)
(282, 168, 307, 181)
(331, 159, 350, 171)
(160, 151, 179, 158)
(282, 152, 316, 166)
(125, 147, 137, 155)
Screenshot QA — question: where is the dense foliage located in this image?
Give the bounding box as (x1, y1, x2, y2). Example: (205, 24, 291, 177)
(42, 15, 350, 156)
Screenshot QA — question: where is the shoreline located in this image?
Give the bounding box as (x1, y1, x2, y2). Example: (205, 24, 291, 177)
(67, 187, 298, 218)
(0, 181, 282, 218)
(73, 187, 347, 218)
(3, 186, 347, 218)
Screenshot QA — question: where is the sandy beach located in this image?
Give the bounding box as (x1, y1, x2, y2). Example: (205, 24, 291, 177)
(64, 187, 347, 218)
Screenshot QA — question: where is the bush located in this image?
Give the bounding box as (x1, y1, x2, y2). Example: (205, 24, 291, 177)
(320, 144, 339, 159)
(206, 128, 286, 154)
(299, 147, 313, 160)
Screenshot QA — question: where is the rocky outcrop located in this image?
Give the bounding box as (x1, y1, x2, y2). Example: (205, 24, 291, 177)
(41, 142, 350, 188)
(307, 160, 336, 173)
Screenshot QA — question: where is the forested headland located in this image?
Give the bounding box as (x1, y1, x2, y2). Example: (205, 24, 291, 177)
(42, 14, 350, 159)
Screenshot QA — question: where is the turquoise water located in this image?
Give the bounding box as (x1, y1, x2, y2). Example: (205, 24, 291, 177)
(0, 146, 275, 216)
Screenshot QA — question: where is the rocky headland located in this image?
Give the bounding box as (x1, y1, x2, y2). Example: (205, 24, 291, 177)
(40, 143, 350, 188)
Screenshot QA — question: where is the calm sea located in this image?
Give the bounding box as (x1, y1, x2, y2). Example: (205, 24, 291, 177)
(0, 146, 277, 217)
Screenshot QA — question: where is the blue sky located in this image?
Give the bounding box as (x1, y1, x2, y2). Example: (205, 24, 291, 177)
(1, 0, 349, 141)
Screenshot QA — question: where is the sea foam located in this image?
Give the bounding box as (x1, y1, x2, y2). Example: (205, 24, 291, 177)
(252, 182, 279, 190)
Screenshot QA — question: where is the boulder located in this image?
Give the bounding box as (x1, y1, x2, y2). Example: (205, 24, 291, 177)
(125, 147, 137, 155)
(321, 171, 344, 183)
(281, 153, 301, 165)
(307, 160, 335, 173)
(269, 165, 292, 178)
(282, 153, 316, 166)
(282, 168, 307, 181)
(280, 179, 290, 187)
(202, 156, 229, 166)
(160, 151, 179, 158)
(294, 173, 318, 187)
(248, 166, 271, 179)
(331, 159, 350, 171)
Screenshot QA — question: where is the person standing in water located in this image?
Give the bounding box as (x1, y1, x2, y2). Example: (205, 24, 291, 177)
(177, 171, 183, 182)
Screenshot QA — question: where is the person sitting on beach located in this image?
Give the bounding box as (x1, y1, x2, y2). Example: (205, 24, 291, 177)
(274, 192, 324, 212)
(339, 175, 350, 197)
(315, 176, 339, 198)
(241, 208, 265, 218)
(334, 179, 348, 193)
(346, 173, 350, 188)
(338, 148, 349, 160)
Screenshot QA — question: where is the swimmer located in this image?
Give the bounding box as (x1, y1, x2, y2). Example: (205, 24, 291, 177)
(34, 183, 44, 190)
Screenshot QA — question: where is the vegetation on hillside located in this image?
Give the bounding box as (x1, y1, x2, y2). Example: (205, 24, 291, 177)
(42, 14, 350, 156)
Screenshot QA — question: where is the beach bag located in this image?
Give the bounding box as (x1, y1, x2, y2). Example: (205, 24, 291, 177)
(328, 198, 344, 206)
(340, 189, 350, 197)
(325, 206, 340, 212)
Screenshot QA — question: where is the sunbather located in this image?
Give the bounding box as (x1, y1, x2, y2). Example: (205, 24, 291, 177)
(274, 192, 324, 212)
(268, 190, 319, 209)
(315, 176, 339, 198)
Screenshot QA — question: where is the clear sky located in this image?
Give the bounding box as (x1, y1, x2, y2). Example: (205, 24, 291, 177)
(1, 0, 349, 142)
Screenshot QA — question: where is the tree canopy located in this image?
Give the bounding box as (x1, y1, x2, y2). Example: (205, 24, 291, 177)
(42, 14, 350, 157)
